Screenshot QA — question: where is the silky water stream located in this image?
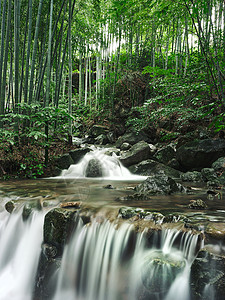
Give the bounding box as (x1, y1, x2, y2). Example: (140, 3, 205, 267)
(0, 148, 221, 300)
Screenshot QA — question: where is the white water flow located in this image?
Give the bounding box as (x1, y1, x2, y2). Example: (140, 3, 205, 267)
(0, 209, 45, 300)
(59, 148, 146, 180)
(53, 220, 201, 300)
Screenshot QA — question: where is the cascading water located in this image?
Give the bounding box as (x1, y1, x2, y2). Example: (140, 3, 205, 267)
(59, 148, 145, 180)
(52, 219, 202, 300)
(0, 208, 45, 300)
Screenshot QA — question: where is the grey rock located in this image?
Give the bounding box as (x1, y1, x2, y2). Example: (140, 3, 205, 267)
(212, 157, 225, 172)
(85, 158, 103, 177)
(89, 125, 109, 137)
(181, 171, 203, 182)
(5, 200, 15, 213)
(120, 141, 151, 167)
(56, 153, 74, 170)
(95, 134, 109, 145)
(201, 168, 218, 182)
(191, 249, 225, 300)
(135, 173, 183, 195)
(116, 131, 153, 148)
(153, 145, 176, 165)
(120, 142, 131, 151)
(176, 139, 225, 170)
(129, 159, 181, 179)
(69, 148, 91, 164)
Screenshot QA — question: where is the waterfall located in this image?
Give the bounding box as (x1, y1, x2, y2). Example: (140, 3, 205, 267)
(59, 148, 146, 180)
(52, 220, 201, 300)
(0, 209, 45, 300)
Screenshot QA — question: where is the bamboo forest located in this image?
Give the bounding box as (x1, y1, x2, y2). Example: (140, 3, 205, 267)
(0, 1, 225, 300)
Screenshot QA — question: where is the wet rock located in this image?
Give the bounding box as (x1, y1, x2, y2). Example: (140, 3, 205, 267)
(141, 251, 186, 294)
(181, 171, 203, 182)
(5, 200, 15, 213)
(43, 208, 78, 256)
(153, 144, 176, 165)
(129, 159, 181, 179)
(205, 222, 225, 242)
(104, 184, 115, 189)
(22, 198, 43, 221)
(119, 206, 142, 219)
(120, 142, 131, 151)
(201, 168, 218, 182)
(135, 173, 183, 195)
(188, 199, 207, 210)
(56, 153, 74, 170)
(69, 148, 91, 164)
(85, 158, 103, 177)
(120, 141, 152, 167)
(190, 249, 225, 300)
(176, 139, 225, 170)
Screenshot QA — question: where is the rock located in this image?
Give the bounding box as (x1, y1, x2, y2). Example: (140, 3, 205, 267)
(190, 249, 225, 300)
(22, 198, 43, 221)
(60, 201, 82, 209)
(116, 131, 153, 148)
(181, 171, 203, 182)
(153, 145, 176, 165)
(107, 132, 116, 144)
(43, 208, 77, 256)
(167, 158, 182, 170)
(120, 142, 131, 151)
(205, 222, 225, 241)
(120, 141, 151, 167)
(135, 173, 183, 195)
(212, 157, 225, 172)
(188, 199, 207, 209)
(115, 193, 151, 202)
(141, 250, 186, 294)
(5, 200, 15, 213)
(56, 153, 74, 170)
(85, 158, 103, 177)
(201, 168, 218, 182)
(119, 206, 142, 219)
(69, 148, 91, 164)
(129, 159, 182, 179)
(95, 134, 109, 145)
(176, 139, 225, 170)
(89, 125, 109, 137)
(104, 184, 115, 189)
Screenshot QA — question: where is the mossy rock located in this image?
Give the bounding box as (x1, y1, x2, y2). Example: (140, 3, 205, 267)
(43, 208, 78, 255)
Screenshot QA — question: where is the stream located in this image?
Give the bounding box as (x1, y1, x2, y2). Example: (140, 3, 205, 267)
(0, 148, 224, 300)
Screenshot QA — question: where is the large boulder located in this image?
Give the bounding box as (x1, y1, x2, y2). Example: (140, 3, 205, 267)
(56, 153, 74, 170)
(153, 145, 176, 165)
(43, 208, 77, 256)
(120, 141, 152, 167)
(176, 139, 225, 171)
(135, 173, 184, 195)
(69, 148, 91, 164)
(190, 248, 225, 300)
(116, 131, 153, 148)
(85, 158, 103, 177)
(129, 159, 182, 179)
